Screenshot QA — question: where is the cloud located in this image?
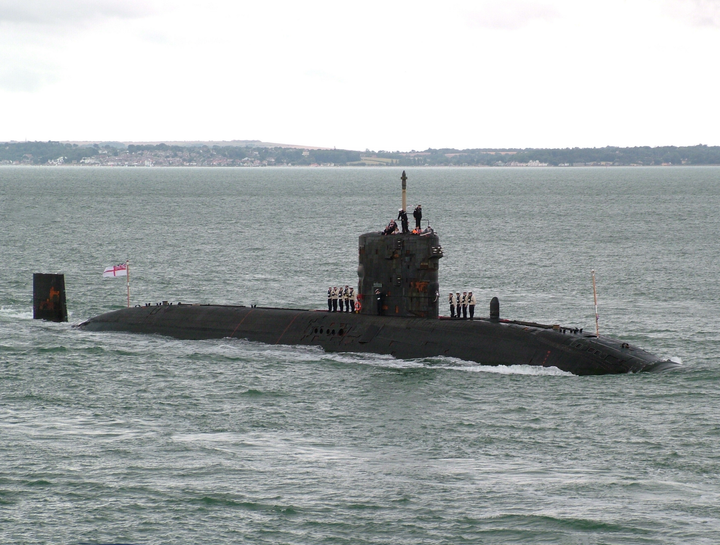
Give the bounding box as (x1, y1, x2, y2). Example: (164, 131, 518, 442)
(464, 1, 559, 30)
(0, 0, 169, 92)
(0, 0, 157, 26)
(303, 70, 344, 84)
(0, 65, 56, 92)
(665, 0, 720, 27)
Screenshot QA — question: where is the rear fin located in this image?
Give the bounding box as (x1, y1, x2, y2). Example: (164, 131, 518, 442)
(33, 273, 68, 322)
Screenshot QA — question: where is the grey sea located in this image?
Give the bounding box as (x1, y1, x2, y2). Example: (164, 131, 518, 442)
(1, 166, 719, 544)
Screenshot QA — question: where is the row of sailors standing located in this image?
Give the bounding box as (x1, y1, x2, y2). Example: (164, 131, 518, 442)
(328, 286, 357, 313)
(449, 291, 476, 320)
(383, 205, 423, 235)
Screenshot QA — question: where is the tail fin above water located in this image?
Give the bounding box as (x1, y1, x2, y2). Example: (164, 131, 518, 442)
(33, 273, 68, 322)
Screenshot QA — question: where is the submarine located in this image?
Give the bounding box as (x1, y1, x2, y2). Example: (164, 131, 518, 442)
(80, 172, 680, 376)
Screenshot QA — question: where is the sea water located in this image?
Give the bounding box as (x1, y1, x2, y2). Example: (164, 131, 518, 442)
(1, 166, 719, 544)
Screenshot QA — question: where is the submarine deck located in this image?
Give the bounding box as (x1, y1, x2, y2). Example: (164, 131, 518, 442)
(79, 304, 678, 375)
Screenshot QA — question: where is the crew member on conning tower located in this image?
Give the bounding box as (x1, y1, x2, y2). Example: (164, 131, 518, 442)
(413, 204, 422, 229)
(383, 219, 398, 235)
(397, 209, 409, 234)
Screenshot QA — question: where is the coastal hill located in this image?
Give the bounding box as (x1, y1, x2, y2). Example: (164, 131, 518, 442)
(2, 141, 720, 167)
(62, 139, 324, 149)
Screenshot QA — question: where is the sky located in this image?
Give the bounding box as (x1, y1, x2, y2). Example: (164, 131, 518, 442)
(1, 0, 719, 151)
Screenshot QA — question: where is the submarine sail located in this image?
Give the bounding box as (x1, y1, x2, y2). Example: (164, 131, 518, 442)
(358, 230, 442, 318)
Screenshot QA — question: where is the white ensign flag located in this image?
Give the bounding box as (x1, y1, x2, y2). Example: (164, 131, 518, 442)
(103, 263, 128, 278)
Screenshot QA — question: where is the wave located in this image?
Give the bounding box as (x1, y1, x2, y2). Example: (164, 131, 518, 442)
(0, 306, 33, 321)
(307, 350, 575, 376)
(438, 362, 574, 376)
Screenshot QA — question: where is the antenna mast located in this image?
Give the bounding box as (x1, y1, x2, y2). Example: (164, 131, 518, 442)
(592, 269, 599, 337)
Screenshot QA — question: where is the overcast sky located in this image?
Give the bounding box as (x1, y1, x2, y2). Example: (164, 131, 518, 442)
(1, 0, 719, 150)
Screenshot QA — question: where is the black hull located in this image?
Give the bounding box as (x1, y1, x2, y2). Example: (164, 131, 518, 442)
(79, 305, 678, 376)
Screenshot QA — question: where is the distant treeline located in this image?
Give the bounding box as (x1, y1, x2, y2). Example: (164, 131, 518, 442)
(2, 141, 720, 166)
(390, 145, 720, 166)
(0, 141, 100, 164)
(0, 141, 362, 166)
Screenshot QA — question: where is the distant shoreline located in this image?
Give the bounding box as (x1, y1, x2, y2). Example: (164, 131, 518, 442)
(3, 142, 720, 167)
(4, 163, 719, 168)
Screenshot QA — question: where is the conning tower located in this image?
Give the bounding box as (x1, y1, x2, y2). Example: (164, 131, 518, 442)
(357, 172, 443, 318)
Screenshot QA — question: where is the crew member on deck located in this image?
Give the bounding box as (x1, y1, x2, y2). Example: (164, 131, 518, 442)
(350, 288, 356, 312)
(332, 287, 338, 312)
(413, 204, 422, 229)
(343, 285, 350, 312)
(383, 219, 398, 235)
(468, 291, 476, 320)
(461, 291, 468, 319)
(327, 287, 332, 312)
(456, 292, 462, 319)
(375, 289, 385, 316)
(449, 292, 456, 318)
(397, 209, 409, 234)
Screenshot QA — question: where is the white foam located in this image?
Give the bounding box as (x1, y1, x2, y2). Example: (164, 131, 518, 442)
(441, 363, 574, 376)
(321, 351, 419, 369)
(311, 351, 575, 376)
(414, 355, 573, 376)
(0, 306, 33, 321)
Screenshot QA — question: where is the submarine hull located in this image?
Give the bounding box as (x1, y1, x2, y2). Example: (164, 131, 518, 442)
(79, 305, 676, 375)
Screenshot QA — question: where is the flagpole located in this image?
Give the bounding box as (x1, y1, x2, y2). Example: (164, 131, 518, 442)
(126, 259, 130, 308)
(591, 269, 599, 337)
